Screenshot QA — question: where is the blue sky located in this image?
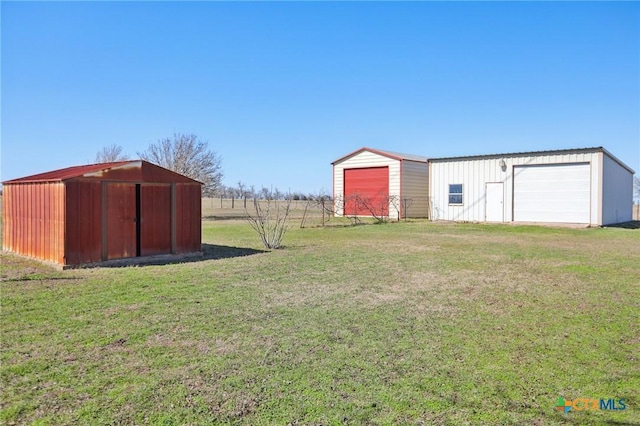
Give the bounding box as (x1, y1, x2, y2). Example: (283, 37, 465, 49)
(2, 1, 638, 194)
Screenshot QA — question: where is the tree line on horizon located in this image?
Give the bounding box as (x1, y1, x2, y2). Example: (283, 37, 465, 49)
(95, 133, 328, 201)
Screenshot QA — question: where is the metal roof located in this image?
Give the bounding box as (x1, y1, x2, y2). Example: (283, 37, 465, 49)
(333, 146, 634, 174)
(3, 161, 134, 183)
(332, 147, 429, 164)
(3, 160, 202, 184)
(429, 146, 604, 161)
(429, 146, 635, 173)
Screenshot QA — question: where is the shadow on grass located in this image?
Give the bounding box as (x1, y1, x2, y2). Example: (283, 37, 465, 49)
(4, 275, 83, 282)
(200, 243, 266, 260)
(68, 243, 267, 269)
(604, 220, 640, 230)
(203, 215, 247, 221)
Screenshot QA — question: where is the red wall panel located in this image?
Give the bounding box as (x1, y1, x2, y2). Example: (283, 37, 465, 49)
(3, 162, 202, 266)
(140, 184, 172, 256)
(105, 183, 137, 260)
(65, 181, 102, 265)
(175, 184, 202, 253)
(1, 182, 65, 264)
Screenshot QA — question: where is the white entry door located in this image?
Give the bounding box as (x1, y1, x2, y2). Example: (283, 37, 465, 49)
(485, 182, 504, 222)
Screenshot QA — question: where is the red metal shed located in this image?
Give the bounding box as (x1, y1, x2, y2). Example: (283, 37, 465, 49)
(2, 160, 202, 267)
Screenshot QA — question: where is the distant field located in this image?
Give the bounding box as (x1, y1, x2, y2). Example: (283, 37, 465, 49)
(1, 219, 639, 425)
(202, 197, 333, 227)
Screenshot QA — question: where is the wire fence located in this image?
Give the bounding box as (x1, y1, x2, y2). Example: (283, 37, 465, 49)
(204, 197, 640, 223)
(202, 197, 316, 212)
(202, 197, 335, 227)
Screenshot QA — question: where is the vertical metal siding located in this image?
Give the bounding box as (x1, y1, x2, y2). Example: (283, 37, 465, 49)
(175, 183, 202, 253)
(399, 161, 429, 218)
(140, 184, 172, 256)
(3, 161, 202, 266)
(1, 182, 65, 264)
(65, 180, 102, 265)
(602, 153, 633, 224)
(430, 152, 601, 223)
(2, 185, 14, 253)
(105, 183, 137, 260)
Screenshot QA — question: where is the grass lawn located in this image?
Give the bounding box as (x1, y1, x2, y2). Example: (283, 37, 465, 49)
(1, 220, 639, 425)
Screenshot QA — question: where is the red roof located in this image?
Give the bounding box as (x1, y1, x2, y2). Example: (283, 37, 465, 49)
(3, 160, 201, 184)
(4, 161, 134, 183)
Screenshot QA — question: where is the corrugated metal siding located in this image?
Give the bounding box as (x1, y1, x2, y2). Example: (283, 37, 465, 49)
(1, 182, 65, 264)
(333, 150, 401, 218)
(400, 160, 429, 218)
(175, 183, 202, 253)
(84, 161, 198, 184)
(82, 161, 198, 184)
(602, 153, 633, 225)
(65, 180, 102, 264)
(105, 183, 137, 260)
(141, 184, 172, 256)
(2, 186, 12, 252)
(429, 152, 601, 223)
(3, 161, 202, 266)
(141, 162, 198, 184)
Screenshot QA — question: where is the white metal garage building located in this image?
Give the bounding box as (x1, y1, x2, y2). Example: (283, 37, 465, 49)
(332, 147, 429, 219)
(333, 146, 634, 226)
(430, 147, 634, 225)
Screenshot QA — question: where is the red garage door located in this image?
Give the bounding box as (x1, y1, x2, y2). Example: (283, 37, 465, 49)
(344, 167, 389, 216)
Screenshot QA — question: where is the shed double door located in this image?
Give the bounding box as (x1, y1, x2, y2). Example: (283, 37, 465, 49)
(105, 183, 172, 260)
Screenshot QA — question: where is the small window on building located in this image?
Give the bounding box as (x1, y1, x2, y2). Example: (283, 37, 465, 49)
(449, 184, 463, 205)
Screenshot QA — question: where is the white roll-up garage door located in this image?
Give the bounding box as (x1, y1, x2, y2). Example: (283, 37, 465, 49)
(513, 163, 591, 223)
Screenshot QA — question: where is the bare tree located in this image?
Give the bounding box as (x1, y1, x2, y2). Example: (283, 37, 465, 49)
(335, 195, 362, 225)
(260, 187, 272, 200)
(95, 144, 129, 163)
(138, 133, 223, 196)
(237, 181, 247, 199)
(357, 193, 399, 223)
(333, 193, 399, 224)
(245, 196, 292, 249)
